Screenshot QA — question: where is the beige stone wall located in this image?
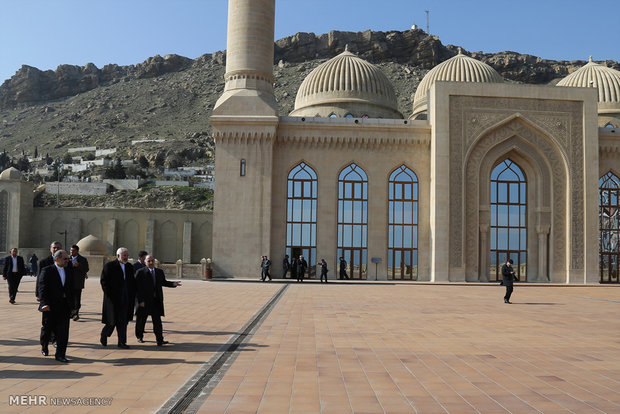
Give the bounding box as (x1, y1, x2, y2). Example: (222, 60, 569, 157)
(272, 117, 431, 280)
(28, 208, 212, 264)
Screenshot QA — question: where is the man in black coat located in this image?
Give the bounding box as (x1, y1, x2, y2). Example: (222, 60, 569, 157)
(3, 248, 27, 304)
(296, 255, 308, 282)
(38, 250, 75, 363)
(36, 241, 62, 300)
(320, 259, 328, 283)
(100, 247, 136, 348)
(135, 255, 181, 346)
(501, 258, 516, 304)
(69, 245, 89, 321)
(339, 256, 349, 280)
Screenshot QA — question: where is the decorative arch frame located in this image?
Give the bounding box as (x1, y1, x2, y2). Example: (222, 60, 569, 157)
(463, 117, 570, 282)
(0, 190, 7, 252)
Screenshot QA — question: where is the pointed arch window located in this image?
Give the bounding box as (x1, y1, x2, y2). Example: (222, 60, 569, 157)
(490, 159, 527, 281)
(388, 165, 418, 280)
(338, 163, 368, 279)
(286, 163, 317, 275)
(599, 172, 620, 283)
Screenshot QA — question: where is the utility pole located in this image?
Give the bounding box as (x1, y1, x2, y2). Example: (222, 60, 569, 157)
(425, 10, 430, 34)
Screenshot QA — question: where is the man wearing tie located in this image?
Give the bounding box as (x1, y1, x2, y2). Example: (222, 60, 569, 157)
(100, 247, 135, 349)
(135, 255, 181, 346)
(38, 250, 75, 363)
(3, 248, 26, 304)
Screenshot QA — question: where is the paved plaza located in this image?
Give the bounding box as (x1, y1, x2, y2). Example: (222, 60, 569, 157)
(0, 277, 618, 413)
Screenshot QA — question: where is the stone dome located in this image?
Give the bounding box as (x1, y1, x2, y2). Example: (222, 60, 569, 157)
(76, 235, 107, 255)
(0, 167, 23, 181)
(411, 50, 504, 119)
(556, 57, 620, 127)
(290, 48, 403, 119)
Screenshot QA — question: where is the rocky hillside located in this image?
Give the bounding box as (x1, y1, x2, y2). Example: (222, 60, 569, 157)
(1, 29, 617, 166)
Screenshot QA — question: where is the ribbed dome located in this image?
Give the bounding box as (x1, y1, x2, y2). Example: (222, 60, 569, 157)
(411, 50, 503, 119)
(557, 57, 620, 104)
(0, 167, 23, 181)
(291, 49, 402, 118)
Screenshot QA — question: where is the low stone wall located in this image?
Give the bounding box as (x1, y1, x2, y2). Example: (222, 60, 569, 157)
(45, 182, 109, 195)
(157, 259, 208, 280)
(154, 181, 189, 187)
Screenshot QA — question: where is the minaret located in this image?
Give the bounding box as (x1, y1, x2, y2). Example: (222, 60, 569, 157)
(213, 0, 278, 116)
(210, 0, 277, 277)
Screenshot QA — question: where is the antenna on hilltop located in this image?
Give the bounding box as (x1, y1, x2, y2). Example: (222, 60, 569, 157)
(425, 10, 430, 34)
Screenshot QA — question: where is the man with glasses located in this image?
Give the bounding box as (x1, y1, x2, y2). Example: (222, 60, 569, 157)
(38, 250, 76, 363)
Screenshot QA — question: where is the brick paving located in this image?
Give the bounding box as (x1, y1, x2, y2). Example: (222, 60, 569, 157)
(0, 277, 618, 413)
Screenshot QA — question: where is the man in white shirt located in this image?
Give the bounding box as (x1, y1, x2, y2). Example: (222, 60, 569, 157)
(3, 248, 26, 304)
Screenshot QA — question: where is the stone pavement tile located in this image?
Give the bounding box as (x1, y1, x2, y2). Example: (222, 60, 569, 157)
(196, 284, 620, 413)
(0, 278, 279, 414)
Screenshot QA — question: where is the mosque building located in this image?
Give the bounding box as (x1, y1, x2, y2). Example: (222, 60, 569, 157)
(209, 0, 620, 283)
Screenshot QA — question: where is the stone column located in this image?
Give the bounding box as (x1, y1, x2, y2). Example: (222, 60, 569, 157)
(537, 225, 550, 282)
(145, 219, 155, 255)
(70, 217, 82, 247)
(479, 224, 489, 282)
(183, 221, 192, 263)
(107, 219, 117, 252)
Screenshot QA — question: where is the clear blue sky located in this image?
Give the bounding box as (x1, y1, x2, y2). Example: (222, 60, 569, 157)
(1, 0, 618, 84)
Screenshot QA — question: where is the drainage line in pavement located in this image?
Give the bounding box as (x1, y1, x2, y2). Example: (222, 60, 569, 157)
(162, 284, 289, 414)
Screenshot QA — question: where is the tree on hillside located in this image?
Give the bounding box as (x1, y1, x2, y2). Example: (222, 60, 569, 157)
(62, 153, 73, 165)
(104, 157, 127, 179)
(0, 151, 10, 170)
(138, 155, 150, 169)
(15, 155, 30, 172)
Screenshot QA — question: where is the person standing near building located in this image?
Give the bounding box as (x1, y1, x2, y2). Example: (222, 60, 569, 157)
(3, 248, 26, 304)
(69, 245, 89, 321)
(100, 247, 136, 348)
(282, 254, 290, 279)
(135, 255, 181, 346)
(501, 258, 516, 304)
(38, 250, 75, 363)
(29, 253, 38, 276)
(261, 256, 272, 281)
(339, 256, 349, 280)
(296, 255, 308, 282)
(320, 259, 328, 283)
(290, 256, 297, 281)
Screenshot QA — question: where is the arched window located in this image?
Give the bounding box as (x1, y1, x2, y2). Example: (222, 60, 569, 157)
(599, 171, 620, 283)
(329, 113, 338, 118)
(490, 159, 527, 281)
(388, 165, 418, 280)
(286, 163, 317, 275)
(338, 163, 368, 279)
(344, 113, 354, 118)
(0, 190, 7, 252)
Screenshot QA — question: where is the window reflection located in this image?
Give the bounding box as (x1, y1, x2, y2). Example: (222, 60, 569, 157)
(338, 163, 368, 279)
(286, 163, 317, 275)
(388, 165, 419, 280)
(490, 159, 527, 280)
(599, 172, 620, 283)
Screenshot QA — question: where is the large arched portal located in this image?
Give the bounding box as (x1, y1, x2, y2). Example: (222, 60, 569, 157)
(464, 117, 570, 283)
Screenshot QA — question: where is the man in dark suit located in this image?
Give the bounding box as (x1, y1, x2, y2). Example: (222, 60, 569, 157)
(36, 241, 62, 300)
(38, 250, 75, 363)
(296, 255, 308, 282)
(135, 255, 181, 346)
(3, 248, 27, 304)
(501, 258, 516, 304)
(261, 256, 272, 281)
(133, 250, 148, 273)
(100, 247, 136, 348)
(69, 245, 89, 321)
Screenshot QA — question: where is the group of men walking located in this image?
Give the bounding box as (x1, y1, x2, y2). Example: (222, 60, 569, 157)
(2, 243, 181, 363)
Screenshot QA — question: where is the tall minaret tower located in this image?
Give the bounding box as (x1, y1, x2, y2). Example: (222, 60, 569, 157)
(210, 0, 278, 277)
(213, 0, 278, 116)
